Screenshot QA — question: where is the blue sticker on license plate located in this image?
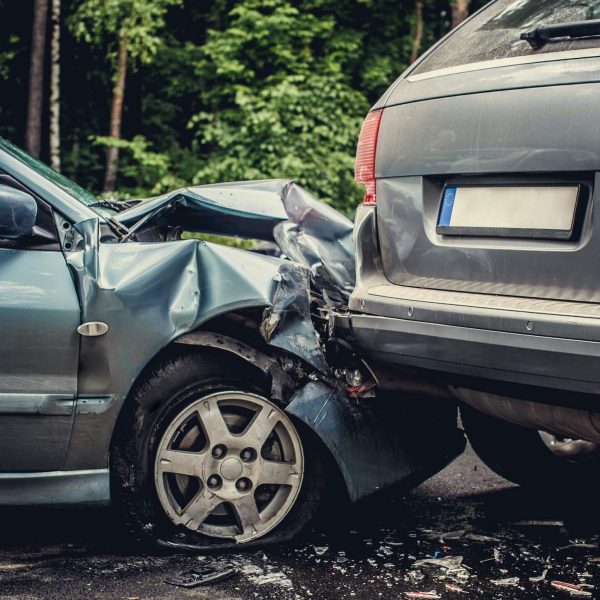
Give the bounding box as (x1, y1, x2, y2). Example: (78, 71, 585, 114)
(438, 187, 457, 227)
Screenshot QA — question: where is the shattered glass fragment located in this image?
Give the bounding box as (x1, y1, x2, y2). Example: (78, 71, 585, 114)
(490, 577, 519, 586)
(529, 569, 549, 582)
(164, 563, 236, 588)
(551, 580, 594, 597)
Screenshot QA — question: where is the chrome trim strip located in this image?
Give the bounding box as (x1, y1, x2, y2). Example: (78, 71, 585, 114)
(0, 393, 74, 415)
(407, 48, 600, 82)
(0, 469, 110, 505)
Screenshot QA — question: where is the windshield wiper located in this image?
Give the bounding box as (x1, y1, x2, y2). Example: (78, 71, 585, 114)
(89, 198, 135, 212)
(521, 18, 600, 49)
(106, 216, 130, 240)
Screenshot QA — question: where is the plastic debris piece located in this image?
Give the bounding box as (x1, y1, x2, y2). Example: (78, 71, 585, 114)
(314, 546, 329, 556)
(529, 569, 549, 583)
(405, 592, 441, 599)
(414, 556, 464, 570)
(465, 533, 501, 543)
(439, 530, 466, 542)
(490, 577, 519, 586)
(558, 543, 598, 552)
(414, 555, 470, 581)
(445, 583, 464, 593)
(512, 520, 564, 527)
(551, 581, 593, 597)
(164, 564, 236, 588)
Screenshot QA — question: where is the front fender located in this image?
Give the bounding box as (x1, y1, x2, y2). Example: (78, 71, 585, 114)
(64, 219, 327, 469)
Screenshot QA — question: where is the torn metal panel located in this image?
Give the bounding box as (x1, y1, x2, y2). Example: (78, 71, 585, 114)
(274, 182, 355, 305)
(113, 179, 355, 306)
(174, 331, 294, 402)
(285, 380, 465, 502)
(259, 261, 330, 374)
(114, 179, 290, 240)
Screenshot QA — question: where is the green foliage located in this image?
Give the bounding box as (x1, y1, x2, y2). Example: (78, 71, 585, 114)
(69, 0, 183, 65)
(0, 0, 489, 209)
(90, 134, 175, 195)
(191, 0, 370, 211)
(0, 34, 20, 80)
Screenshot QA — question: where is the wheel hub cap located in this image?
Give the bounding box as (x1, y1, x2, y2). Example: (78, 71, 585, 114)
(220, 457, 243, 480)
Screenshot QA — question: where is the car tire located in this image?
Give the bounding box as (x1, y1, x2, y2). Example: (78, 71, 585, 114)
(111, 349, 325, 549)
(460, 403, 600, 488)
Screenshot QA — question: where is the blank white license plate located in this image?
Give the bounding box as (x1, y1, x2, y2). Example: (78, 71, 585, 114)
(437, 185, 580, 239)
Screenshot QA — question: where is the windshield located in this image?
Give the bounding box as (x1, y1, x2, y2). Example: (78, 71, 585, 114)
(0, 136, 99, 207)
(412, 0, 600, 76)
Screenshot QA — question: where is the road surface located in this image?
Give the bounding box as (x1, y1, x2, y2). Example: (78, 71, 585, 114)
(1, 445, 599, 599)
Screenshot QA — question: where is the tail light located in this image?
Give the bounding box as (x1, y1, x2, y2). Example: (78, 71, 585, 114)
(354, 109, 383, 205)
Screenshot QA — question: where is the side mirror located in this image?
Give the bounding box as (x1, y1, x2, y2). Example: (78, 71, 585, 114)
(0, 184, 37, 240)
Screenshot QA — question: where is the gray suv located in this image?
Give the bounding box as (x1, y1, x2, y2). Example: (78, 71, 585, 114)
(346, 0, 600, 486)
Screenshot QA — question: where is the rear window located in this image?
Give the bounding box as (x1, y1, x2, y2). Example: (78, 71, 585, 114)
(412, 0, 600, 76)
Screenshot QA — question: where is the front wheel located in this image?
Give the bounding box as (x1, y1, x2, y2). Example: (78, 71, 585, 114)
(460, 404, 600, 488)
(111, 351, 324, 548)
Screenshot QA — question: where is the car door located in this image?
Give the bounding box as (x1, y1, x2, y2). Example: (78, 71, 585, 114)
(0, 176, 81, 471)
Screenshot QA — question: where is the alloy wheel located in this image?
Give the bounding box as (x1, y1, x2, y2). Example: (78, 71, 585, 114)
(154, 391, 304, 542)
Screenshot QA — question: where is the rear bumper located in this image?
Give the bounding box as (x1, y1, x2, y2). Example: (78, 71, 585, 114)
(347, 204, 600, 396)
(350, 309, 600, 395)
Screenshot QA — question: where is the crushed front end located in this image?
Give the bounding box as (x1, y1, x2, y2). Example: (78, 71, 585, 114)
(98, 180, 465, 505)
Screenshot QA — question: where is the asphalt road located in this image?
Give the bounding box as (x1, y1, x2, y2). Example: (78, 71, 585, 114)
(1, 444, 599, 600)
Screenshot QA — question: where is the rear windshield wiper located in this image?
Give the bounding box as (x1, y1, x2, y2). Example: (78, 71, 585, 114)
(521, 18, 600, 49)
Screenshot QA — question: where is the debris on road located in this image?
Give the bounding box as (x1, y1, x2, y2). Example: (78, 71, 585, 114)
(439, 530, 467, 543)
(164, 563, 236, 588)
(413, 555, 470, 581)
(550, 581, 593, 597)
(528, 569, 549, 583)
(490, 577, 520, 586)
(239, 563, 294, 590)
(445, 583, 465, 593)
(405, 591, 441, 599)
(558, 542, 599, 552)
(465, 533, 501, 543)
(413, 556, 464, 570)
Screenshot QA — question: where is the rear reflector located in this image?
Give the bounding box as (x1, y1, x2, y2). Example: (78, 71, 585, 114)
(355, 109, 383, 205)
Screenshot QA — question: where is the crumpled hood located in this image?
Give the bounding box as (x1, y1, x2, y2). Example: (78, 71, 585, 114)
(114, 179, 355, 305)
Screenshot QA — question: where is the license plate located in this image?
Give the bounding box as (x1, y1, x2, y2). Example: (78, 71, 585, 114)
(437, 185, 580, 239)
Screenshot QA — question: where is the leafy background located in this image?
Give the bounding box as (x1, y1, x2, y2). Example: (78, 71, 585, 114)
(0, 0, 485, 215)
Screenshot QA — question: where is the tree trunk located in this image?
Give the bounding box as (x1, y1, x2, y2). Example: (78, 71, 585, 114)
(25, 0, 49, 158)
(410, 1, 424, 64)
(49, 0, 60, 171)
(452, 0, 470, 28)
(103, 34, 128, 193)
